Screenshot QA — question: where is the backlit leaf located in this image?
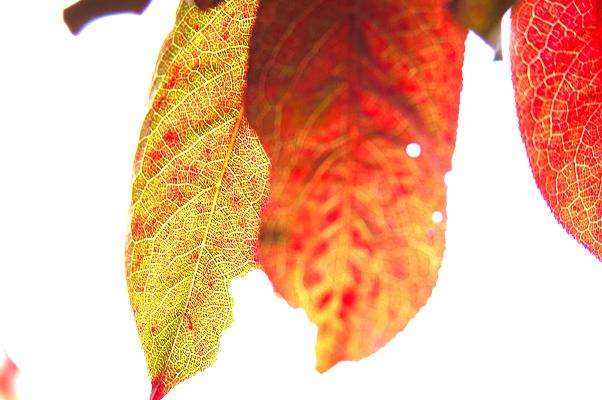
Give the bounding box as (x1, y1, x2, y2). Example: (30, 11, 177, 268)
(126, 1, 269, 398)
(510, 0, 602, 260)
(0, 355, 17, 400)
(246, 0, 466, 371)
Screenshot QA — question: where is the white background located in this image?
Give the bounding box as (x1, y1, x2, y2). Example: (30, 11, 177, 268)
(1, 1, 601, 399)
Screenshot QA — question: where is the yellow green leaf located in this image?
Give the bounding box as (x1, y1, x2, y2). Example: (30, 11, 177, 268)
(125, 1, 268, 398)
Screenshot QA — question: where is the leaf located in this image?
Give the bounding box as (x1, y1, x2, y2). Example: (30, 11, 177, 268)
(510, 0, 602, 260)
(448, 0, 518, 60)
(0, 354, 18, 400)
(246, 0, 466, 371)
(126, 1, 269, 398)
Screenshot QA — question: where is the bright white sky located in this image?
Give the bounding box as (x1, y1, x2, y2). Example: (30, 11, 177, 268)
(1, 1, 601, 400)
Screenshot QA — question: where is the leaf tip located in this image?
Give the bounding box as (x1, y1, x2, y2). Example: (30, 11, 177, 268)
(149, 378, 166, 400)
(315, 361, 333, 374)
(315, 343, 343, 374)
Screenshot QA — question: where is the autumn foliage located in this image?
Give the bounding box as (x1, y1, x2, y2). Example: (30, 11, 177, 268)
(61, 0, 602, 398)
(511, 0, 602, 259)
(246, 0, 465, 372)
(0, 355, 17, 400)
(125, 1, 268, 397)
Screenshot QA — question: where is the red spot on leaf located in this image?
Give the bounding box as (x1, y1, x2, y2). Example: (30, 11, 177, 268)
(317, 291, 333, 310)
(223, 172, 234, 187)
(312, 241, 329, 258)
(166, 64, 181, 89)
(167, 172, 179, 184)
(369, 280, 380, 301)
(341, 288, 357, 308)
(325, 208, 341, 224)
(303, 265, 322, 288)
(131, 253, 144, 275)
(291, 238, 303, 251)
(131, 213, 145, 240)
(351, 229, 373, 256)
(290, 166, 304, 182)
(349, 263, 363, 284)
(149, 149, 163, 162)
(154, 94, 166, 111)
(163, 129, 180, 147)
(189, 250, 200, 264)
(168, 186, 185, 203)
(131, 212, 157, 240)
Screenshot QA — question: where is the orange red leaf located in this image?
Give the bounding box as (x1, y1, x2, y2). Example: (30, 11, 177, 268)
(511, 0, 602, 260)
(0, 355, 17, 400)
(246, 0, 466, 371)
(126, 0, 268, 398)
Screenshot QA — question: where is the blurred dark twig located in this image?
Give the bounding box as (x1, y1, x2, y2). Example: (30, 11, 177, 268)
(449, 0, 519, 61)
(63, 0, 152, 35)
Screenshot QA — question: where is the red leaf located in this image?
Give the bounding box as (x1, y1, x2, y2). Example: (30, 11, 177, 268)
(246, 0, 466, 371)
(0, 355, 18, 400)
(511, 0, 602, 260)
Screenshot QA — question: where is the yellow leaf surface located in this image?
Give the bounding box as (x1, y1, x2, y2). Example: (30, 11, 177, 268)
(125, 1, 268, 398)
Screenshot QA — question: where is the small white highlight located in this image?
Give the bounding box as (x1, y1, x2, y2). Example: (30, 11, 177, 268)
(405, 142, 421, 158)
(444, 171, 452, 186)
(432, 211, 444, 224)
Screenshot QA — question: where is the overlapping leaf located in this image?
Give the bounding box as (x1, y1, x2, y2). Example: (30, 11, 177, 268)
(125, 1, 269, 398)
(246, 0, 466, 371)
(511, 0, 602, 260)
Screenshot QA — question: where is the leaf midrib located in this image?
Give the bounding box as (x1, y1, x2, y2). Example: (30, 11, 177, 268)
(157, 106, 245, 381)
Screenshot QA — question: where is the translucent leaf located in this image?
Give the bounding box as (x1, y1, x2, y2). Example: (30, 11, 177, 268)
(126, 1, 269, 398)
(511, 0, 602, 260)
(246, 0, 466, 371)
